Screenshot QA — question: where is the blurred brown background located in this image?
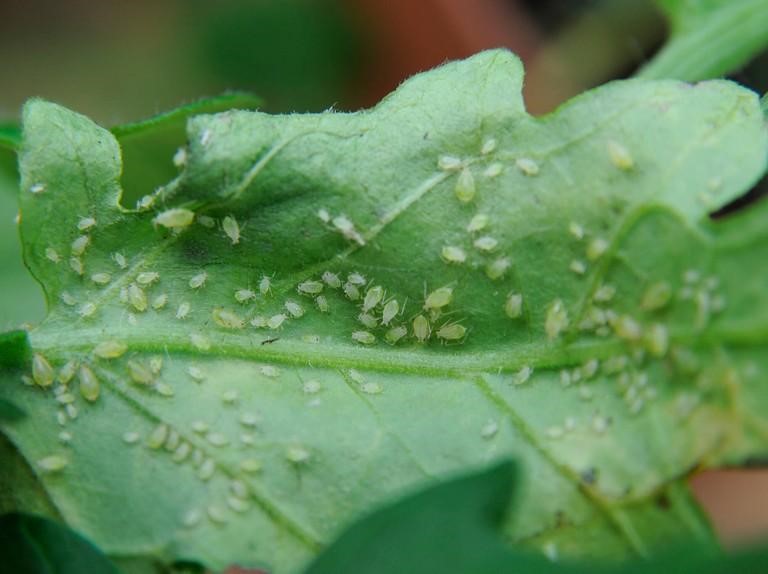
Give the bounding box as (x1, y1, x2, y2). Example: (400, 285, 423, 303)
(0, 0, 767, 550)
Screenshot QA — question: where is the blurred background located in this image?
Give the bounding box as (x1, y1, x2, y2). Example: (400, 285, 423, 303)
(0, 0, 767, 551)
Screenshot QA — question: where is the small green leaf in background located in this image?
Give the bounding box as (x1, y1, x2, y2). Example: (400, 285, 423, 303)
(305, 461, 768, 574)
(640, 0, 768, 80)
(0, 512, 120, 574)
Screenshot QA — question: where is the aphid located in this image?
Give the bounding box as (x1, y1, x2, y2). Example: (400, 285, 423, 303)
(122, 431, 140, 444)
(137, 271, 159, 286)
(568, 222, 585, 240)
(151, 356, 163, 374)
(321, 271, 341, 288)
(332, 215, 365, 245)
(481, 420, 499, 439)
(347, 272, 366, 285)
(192, 421, 209, 434)
(441, 245, 466, 264)
(483, 163, 503, 178)
(611, 314, 642, 341)
(71, 235, 90, 256)
(197, 215, 215, 228)
(297, 280, 324, 295)
(61, 292, 77, 307)
(358, 313, 379, 329)
(486, 257, 511, 280)
(65, 404, 78, 419)
(91, 272, 111, 285)
(240, 413, 260, 427)
(207, 432, 230, 447)
(228, 497, 250, 513)
(78, 364, 100, 402)
(381, 299, 399, 325)
(222, 390, 238, 404)
(250, 316, 267, 328)
(127, 360, 154, 385)
(438, 155, 462, 171)
(286, 445, 311, 464)
(155, 382, 175, 397)
(93, 340, 127, 359)
(259, 365, 280, 378)
(473, 235, 498, 252)
(173, 146, 187, 167)
(153, 208, 195, 230)
(32, 353, 55, 387)
(172, 443, 191, 463)
(545, 299, 569, 339)
(240, 459, 262, 473)
(424, 286, 453, 310)
(38, 455, 68, 473)
(222, 215, 241, 245)
(363, 286, 385, 312)
(512, 365, 533, 386)
(152, 293, 168, 310)
(212, 308, 245, 329)
(259, 276, 272, 296)
(569, 260, 587, 275)
(176, 301, 191, 319)
(29, 183, 46, 194)
(481, 138, 497, 155)
(58, 430, 72, 444)
(361, 382, 383, 395)
(643, 323, 669, 357)
(352, 331, 376, 345)
(112, 252, 128, 269)
(412, 315, 431, 342)
(301, 334, 319, 344)
(315, 295, 329, 313)
(317, 208, 331, 223)
(454, 168, 476, 203)
(515, 157, 539, 176)
(188, 366, 206, 382)
(57, 361, 77, 386)
(607, 140, 634, 171)
(593, 284, 616, 302)
(234, 288, 256, 304)
(45, 247, 60, 263)
(78, 302, 96, 318)
(267, 313, 287, 330)
(69, 257, 84, 276)
(284, 300, 304, 318)
(348, 369, 365, 383)
(189, 332, 210, 351)
(546, 426, 564, 439)
(641, 281, 672, 311)
(198, 458, 216, 481)
(163, 430, 181, 453)
(467, 213, 489, 233)
(592, 416, 609, 435)
(586, 238, 608, 261)
(77, 216, 96, 231)
(385, 325, 408, 344)
(127, 283, 147, 313)
(303, 380, 322, 394)
(189, 271, 207, 289)
(343, 282, 360, 301)
(436, 322, 466, 341)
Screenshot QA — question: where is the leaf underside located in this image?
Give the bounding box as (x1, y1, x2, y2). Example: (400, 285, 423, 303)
(1, 50, 767, 573)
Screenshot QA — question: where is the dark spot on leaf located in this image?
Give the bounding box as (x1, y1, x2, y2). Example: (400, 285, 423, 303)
(180, 239, 210, 264)
(580, 467, 598, 485)
(655, 493, 671, 510)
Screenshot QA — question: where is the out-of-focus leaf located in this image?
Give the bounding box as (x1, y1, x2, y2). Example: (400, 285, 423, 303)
(640, 0, 768, 80)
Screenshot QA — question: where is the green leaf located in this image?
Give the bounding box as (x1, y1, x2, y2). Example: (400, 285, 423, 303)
(0, 123, 21, 151)
(1, 50, 768, 573)
(640, 0, 768, 80)
(304, 460, 768, 574)
(0, 512, 120, 573)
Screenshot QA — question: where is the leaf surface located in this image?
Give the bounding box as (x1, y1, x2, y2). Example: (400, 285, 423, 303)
(1, 50, 768, 573)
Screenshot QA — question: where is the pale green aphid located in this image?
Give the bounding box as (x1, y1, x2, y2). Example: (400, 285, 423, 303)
(153, 207, 195, 229)
(642, 281, 672, 311)
(351, 330, 376, 345)
(303, 380, 322, 394)
(436, 322, 466, 341)
(545, 299, 569, 339)
(259, 365, 281, 378)
(587, 237, 609, 261)
(361, 382, 383, 395)
(93, 340, 127, 359)
(284, 300, 304, 318)
(297, 280, 324, 295)
(438, 155, 462, 171)
(286, 445, 311, 464)
(424, 286, 453, 310)
(112, 252, 128, 269)
(137, 271, 159, 285)
(152, 293, 168, 310)
(38, 455, 68, 473)
(32, 353, 55, 387)
(486, 257, 511, 280)
(189, 271, 207, 289)
(91, 272, 111, 285)
(77, 216, 97, 231)
(78, 364, 100, 402)
(45, 246, 60, 263)
(146, 424, 168, 449)
(607, 140, 634, 171)
(222, 215, 241, 245)
(259, 275, 273, 296)
(315, 295, 330, 313)
(71, 234, 90, 256)
(441, 245, 466, 264)
(58, 360, 78, 385)
(127, 360, 154, 385)
(515, 157, 539, 176)
(212, 308, 245, 329)
(363, 285, 385, 312)
(128, 283, 147, 312)
(267, 313, 287, 329)
(644, 323, 670, 357)
(234, 288, 256, 304)
(385, 325, 408, 344)
(381, 299, 399, 325)
(78, 301, 96, 318)
(412, 314, 431, 342)
(473, 235, 498, 251)
(321, 271, 341, 288)
(343, 282, 361, 301)
(512, 365, 533, 385)
(467, 213, 489, 233)
(69, 257, 84, 276)
(332, 214, 365, 245)
(176, 302, 191, 319)
(347, 272, 366, 286)
(197, 214, 216, 228)
(358, 313, 378, 329)
(454, 168, 476, 203)
(483, 162, 503, 178)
